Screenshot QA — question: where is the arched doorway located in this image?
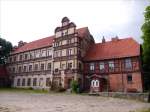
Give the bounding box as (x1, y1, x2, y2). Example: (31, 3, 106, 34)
(87, 74, 109, 92)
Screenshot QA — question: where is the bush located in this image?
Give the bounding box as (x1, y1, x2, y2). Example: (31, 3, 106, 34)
(71, 80, 79, 93)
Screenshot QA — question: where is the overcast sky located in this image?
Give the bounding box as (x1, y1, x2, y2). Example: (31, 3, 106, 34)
(0, 0, 149, 45)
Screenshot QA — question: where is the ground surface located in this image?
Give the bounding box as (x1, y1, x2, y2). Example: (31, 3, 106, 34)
(0, 91, 150, 112)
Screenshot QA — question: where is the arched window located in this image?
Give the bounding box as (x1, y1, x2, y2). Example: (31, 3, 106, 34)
(91, 79, 100, 87)
(91, 80, 95, 87)
(95, 80, 99, 87)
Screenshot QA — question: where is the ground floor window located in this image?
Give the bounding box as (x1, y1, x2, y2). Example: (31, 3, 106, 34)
(46, 78, 51, 86)
(39, 78, 43, 86)
(33, 78, 37, 86)
(27, 78, 31, 86)
(17, 79, 20, 86)
(22, 78, 25, 86)
(127, 74, 132, 83)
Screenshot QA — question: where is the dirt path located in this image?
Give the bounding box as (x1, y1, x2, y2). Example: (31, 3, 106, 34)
(0, 92, 149, 112)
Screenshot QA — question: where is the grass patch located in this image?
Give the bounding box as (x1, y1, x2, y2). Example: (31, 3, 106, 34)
(0, 87, 49, 94)
(130, 108, 150, 112)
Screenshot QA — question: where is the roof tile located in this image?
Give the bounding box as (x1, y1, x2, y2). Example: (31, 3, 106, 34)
(84, 38, 140, 61)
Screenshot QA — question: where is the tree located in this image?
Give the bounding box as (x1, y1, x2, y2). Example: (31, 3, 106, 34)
(141, 6, 150, 70)
(0, 37, 13, 64)
(141, 5, 150, 91)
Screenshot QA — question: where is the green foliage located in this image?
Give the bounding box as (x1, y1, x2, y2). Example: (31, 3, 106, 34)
(141, 6, 150, 71)
(0, 37, 13, 64)
(0, 87, 49, 94)
(71, 80, 79, 93)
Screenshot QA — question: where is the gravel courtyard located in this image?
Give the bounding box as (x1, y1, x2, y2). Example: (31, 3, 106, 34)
(0, 91, 149, 112)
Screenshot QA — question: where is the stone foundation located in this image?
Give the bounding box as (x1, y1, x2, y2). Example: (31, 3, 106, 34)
(89, 92, 150, 102)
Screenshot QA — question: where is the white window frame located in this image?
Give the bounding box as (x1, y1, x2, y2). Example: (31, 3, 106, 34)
(90, 63, 95, 71)
(91, 79, 100, 87)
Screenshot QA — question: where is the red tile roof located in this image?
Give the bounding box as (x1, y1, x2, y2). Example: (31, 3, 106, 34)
(84, 38, 140, 61)
(12, 27, 89, 54)
(12, 36, 54, 54)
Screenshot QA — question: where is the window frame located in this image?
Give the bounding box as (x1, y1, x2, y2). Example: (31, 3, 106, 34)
(90, 63, 95, 71)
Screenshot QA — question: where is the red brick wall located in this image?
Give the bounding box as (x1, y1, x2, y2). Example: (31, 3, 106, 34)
(109, 72, 143, 92)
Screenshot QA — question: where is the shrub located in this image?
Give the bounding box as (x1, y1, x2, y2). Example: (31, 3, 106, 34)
(71, 80, 79, 93)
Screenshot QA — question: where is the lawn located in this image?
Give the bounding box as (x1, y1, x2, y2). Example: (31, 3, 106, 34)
(0, 87, 49, 94)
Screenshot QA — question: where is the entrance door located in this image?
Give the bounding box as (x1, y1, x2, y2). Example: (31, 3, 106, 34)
(67, 79, 72, 88)
(90, 79, 100, 92)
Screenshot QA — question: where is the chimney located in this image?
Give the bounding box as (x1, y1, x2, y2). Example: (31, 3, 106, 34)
(18, 41, 26, 47)
(111, 36, 119, 42)
(102, 36, 105, 43)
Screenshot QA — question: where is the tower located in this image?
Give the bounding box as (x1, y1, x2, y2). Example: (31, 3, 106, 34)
(53, 17, 80, 89)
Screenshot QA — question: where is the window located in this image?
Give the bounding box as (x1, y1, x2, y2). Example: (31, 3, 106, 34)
(17, 79, 20, 86)
(125, 58, 132, 70)
(12, 67, 15, 73)
(23, 66, 27, 72)
(68, 39, 71, 44)
(41, 50, 46, 57)
(18, 66, 22, 72)
(90, 63, 94, 71)
(8, 68, 11, 73)
(29, 65, 32, 72)
(47, 49, 52, 56)
(22, 78, 25, 86)
(47, 63, 51, 70)
(61, 64, 65, 70)
(68, 49, 72, 56)
(30, 52, 34, 59)
(13, 56, 16, 62)
(56, 42, 59, 47)
(62, 32, 64, 37)
(60, 50, 62, 57)
(95, 80, 99, 87)
(19, 55, 22, 61)
(41, 63, 45, 70)
(127, 74, 132, 83)
(55, 51, 58, 57)
(55, 68, 59, 72)
(46, 78, 51, 86)
(34, 64, 38, 71)
(79, 63, 82, 70)
(65, 31, 68, 35)
(25, 54, 28, 60)
(10, 57, 12, 62)
(68, 63, 72, 69)
(109, 61, 114, 71)
(35, 50, 40, 58)
(27, 78, 31, 86)
(91, 79, 99, 87)
(33, 78, 37, 86)
(99, 62, 105, 72)
(39, 78, 43, 86)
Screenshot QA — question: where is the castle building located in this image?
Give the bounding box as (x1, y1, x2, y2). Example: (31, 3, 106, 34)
(6, 17, 143, 92)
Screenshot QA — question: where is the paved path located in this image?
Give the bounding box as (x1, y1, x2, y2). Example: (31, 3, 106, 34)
(0, 92, 149, 112)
